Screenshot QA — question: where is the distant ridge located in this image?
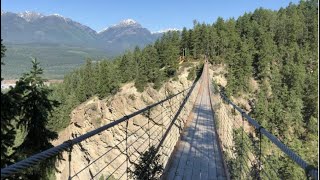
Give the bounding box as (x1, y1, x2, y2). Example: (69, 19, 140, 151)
(1, 11, 175, 54)
(1, 11, 179, 79)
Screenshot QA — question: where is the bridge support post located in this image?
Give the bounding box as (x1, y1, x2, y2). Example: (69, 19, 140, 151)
(240, 111, 245, 179)
(67, 142, 73, 180)
(148, 109, 151, 148)
(126, 120, 129, 180)
(258, 126, 264, 180)
(176, 92, 182, 133)
(161, 102, 164, 157)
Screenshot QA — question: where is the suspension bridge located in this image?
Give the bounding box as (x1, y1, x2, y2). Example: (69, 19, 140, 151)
(1, 61, 318, 180)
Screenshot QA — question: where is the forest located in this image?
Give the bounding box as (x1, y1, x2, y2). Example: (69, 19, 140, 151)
(1, 0, 318, 179)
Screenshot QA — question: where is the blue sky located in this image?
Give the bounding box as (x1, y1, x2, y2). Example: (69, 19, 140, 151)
(2, 0, 300, 32)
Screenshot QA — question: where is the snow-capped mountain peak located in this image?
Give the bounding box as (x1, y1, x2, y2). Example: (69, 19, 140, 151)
(18, 11, 44, 21)
(98, 19, 142, 33)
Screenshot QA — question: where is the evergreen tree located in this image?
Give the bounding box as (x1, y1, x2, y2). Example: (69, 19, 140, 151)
(118, 52, 137, 83)
(180, 27, 189, 57)
(1, 40, 20, 168)
(13, 58, 59, 179)
(1, 39, 6, 64)
(132, 146, 163, 180)
(97, 61, 120, 97)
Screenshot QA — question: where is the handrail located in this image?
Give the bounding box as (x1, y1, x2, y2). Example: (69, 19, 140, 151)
(219, 91, 318, 179)
(0, 85, 193, 178)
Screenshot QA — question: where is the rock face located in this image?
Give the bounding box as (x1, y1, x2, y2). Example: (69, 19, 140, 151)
(52, 67, 201, 179)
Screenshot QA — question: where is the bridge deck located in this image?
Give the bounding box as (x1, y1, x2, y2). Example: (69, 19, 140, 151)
(164, 67, 226, 180)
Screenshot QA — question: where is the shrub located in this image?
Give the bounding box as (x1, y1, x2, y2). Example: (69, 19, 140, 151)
(187, 67, 196, 80)
(131, 146, 163, 180)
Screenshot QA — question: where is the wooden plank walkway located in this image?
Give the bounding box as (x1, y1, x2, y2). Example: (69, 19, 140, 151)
(164, 63, 226, 180)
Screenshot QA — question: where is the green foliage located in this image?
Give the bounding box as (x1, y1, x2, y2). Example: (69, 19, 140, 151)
(106, 174, 116, 180)
(1, 41, 22, 168)
(1, 39, 6, 63)
(1, 56, 59, 179)
(99, 174, 104, 180)
(211, 80, 219, 94)
(187, 66, 196, 80)
(13, 58, 59, 179)
(187, 63, 203, 81)
(131, 146, 163, 180)
(47, 83, 79, 132)
(118, 51, 137, 83)
(227, 128, 254, 179)
(98, 173, 116, 180)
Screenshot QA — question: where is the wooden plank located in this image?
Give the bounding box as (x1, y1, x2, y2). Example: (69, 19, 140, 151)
(174, 142, 190, 177)
(164, 75, 228, 179)
(166, 144, 184, 179)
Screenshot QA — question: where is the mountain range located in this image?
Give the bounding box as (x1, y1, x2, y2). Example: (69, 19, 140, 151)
(1, 11, 164, 54)
(1, 11, 173, 79)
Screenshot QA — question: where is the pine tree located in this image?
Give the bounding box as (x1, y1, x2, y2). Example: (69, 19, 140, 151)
(97, 61, 120, 97)
(118, 51, 137, 83)
(1, 41, 20, 168)
(180, 27, 189, 56)
(13, 58, 59, 179)
(132, 146, 163, 180)
(1, 39, 6, 64)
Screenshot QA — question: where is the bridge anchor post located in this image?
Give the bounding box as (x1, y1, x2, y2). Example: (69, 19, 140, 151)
(126, 120, 129, 180)
(67, 141, 73, 180)
(258, 126, 264, 180)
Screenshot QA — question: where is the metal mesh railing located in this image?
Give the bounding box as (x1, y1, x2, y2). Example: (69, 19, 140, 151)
(1, 75, 200, 179)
